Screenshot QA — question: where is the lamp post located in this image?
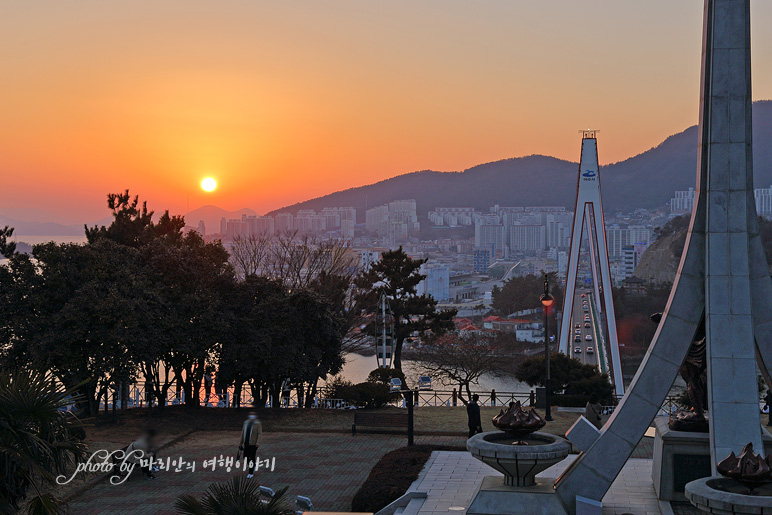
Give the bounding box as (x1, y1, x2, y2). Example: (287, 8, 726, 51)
(540, 277, 554, 421)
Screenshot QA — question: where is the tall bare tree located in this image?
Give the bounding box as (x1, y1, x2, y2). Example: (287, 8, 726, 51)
(411, 333, 508, 403)
(229, 231, 367, 353)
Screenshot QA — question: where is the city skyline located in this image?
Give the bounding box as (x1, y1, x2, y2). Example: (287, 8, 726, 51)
(6, 1, 772, 224)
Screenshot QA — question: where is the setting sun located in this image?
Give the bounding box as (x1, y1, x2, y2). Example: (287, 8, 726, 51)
(201, 178, 217, 192)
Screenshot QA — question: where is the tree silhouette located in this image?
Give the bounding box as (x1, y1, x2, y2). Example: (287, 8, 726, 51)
(354, 247, 455, 370)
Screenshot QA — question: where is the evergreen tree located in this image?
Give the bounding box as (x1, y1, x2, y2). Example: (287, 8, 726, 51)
(354, 247, 455, 370)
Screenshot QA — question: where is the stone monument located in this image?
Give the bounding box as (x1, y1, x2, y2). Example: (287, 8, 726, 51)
(553, 1, 772, 512)
(466, 402, 571, 515)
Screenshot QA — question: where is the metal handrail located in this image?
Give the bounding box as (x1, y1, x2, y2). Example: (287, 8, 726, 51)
(97, 383, 761, 416)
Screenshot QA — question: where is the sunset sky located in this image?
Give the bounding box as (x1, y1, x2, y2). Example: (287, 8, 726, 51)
(3, 1, 772, 224)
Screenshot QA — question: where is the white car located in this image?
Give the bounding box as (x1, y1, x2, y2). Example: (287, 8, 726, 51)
(389, 378, 403, 393)
(574, 346, 582, 353)
(417, 376, 432, 390)
(585, 334, 593, 341)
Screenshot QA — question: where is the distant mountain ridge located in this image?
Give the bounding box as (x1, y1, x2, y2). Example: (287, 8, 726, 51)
(267, 101, 772, 218)
(0, 214, 83, 236)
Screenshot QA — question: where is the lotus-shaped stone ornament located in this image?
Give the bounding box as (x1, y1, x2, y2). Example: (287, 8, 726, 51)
(717, 442, 772, 493)
(491, 401, 546, 442)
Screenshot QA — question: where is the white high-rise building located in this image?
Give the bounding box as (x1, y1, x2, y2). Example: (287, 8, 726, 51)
(670, 188, 696, 214)
(250, 216, 274, 236)
(620, 244, 647, 280)
(755, 185, 772, 217)
(341, 219, 355, 239)
(429, 207, 475, 227)
(510, 224, 546, 252)
(388, 199, 418, 224)
(295, 210, 326, 234)
(366, 205, 389, 235)
(320, 208, 342, 229)
(672, 185, 772, 217)
(475, 223, 505, 256)
(418, 264, 450, 301)
(275, 213, 294, 234)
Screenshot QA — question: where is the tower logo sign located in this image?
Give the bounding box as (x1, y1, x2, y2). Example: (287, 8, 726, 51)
(582, 169, 597, 180)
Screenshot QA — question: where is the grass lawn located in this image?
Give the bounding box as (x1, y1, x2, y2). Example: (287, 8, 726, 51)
(80, 404, 583, 442)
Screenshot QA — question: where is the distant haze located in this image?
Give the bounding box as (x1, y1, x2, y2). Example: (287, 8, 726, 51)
(4, 2, 772, 221)
(7, 102, 772, 231)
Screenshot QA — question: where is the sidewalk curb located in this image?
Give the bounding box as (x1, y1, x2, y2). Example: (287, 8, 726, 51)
(62, 429, 196, 503)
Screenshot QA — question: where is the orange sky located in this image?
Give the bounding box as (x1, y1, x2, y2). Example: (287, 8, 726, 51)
(3, 1, 772, 224)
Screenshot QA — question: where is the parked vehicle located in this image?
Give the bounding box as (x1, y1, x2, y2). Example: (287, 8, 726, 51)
(417, 376, 432, 390)
(389, 378, 402, 393)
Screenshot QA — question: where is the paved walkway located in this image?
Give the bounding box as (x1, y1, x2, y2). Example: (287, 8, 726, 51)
(409, 452, 665, 515)
(67, 431, 467, 514)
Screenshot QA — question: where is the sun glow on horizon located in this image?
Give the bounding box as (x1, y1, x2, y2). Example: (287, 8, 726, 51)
(201, 177, 217, 192)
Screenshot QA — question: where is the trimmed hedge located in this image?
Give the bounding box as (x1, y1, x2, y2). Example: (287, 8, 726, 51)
(551, 394, 591, 407)
(351, 444, 464, 513)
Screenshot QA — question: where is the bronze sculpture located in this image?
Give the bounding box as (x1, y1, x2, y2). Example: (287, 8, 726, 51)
(717, 442, 772, 493)
(651, 312, 708, 432)
(492, 400, 546, 444)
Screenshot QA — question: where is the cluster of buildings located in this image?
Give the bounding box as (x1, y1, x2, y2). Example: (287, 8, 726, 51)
(209, 201, 421, 247)
(192, 199, 689, 316)
(452, 315, 546, 343)
(365, 200, 421, 247)
(670, 185, 772, 217)
(468, 206, 653, 285)
(215, 207, 358, 240)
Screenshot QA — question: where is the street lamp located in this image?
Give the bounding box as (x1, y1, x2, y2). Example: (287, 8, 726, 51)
(540, 277, 554, 421)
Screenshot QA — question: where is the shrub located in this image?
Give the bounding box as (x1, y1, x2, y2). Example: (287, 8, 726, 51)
(515, 352, 613, 402)
(552, 394, 591, 407)
(175, 477, 294, 514)
(367, 368, 406, 388)
(351, 445, 464, 513)
(563, 375, 614, 404)
(336, 382, 393, 408)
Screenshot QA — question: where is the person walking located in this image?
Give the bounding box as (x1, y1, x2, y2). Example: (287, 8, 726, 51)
(238, 412, 262, 478)
(584, 394, 604, 430)
(125, 427, 158, 479)
(465, 394, 482, 438)
(203, 367, 213, 406)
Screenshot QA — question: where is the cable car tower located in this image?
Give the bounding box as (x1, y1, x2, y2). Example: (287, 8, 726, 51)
(375, 292, 395, 368)
(558, 130, 624, 397)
